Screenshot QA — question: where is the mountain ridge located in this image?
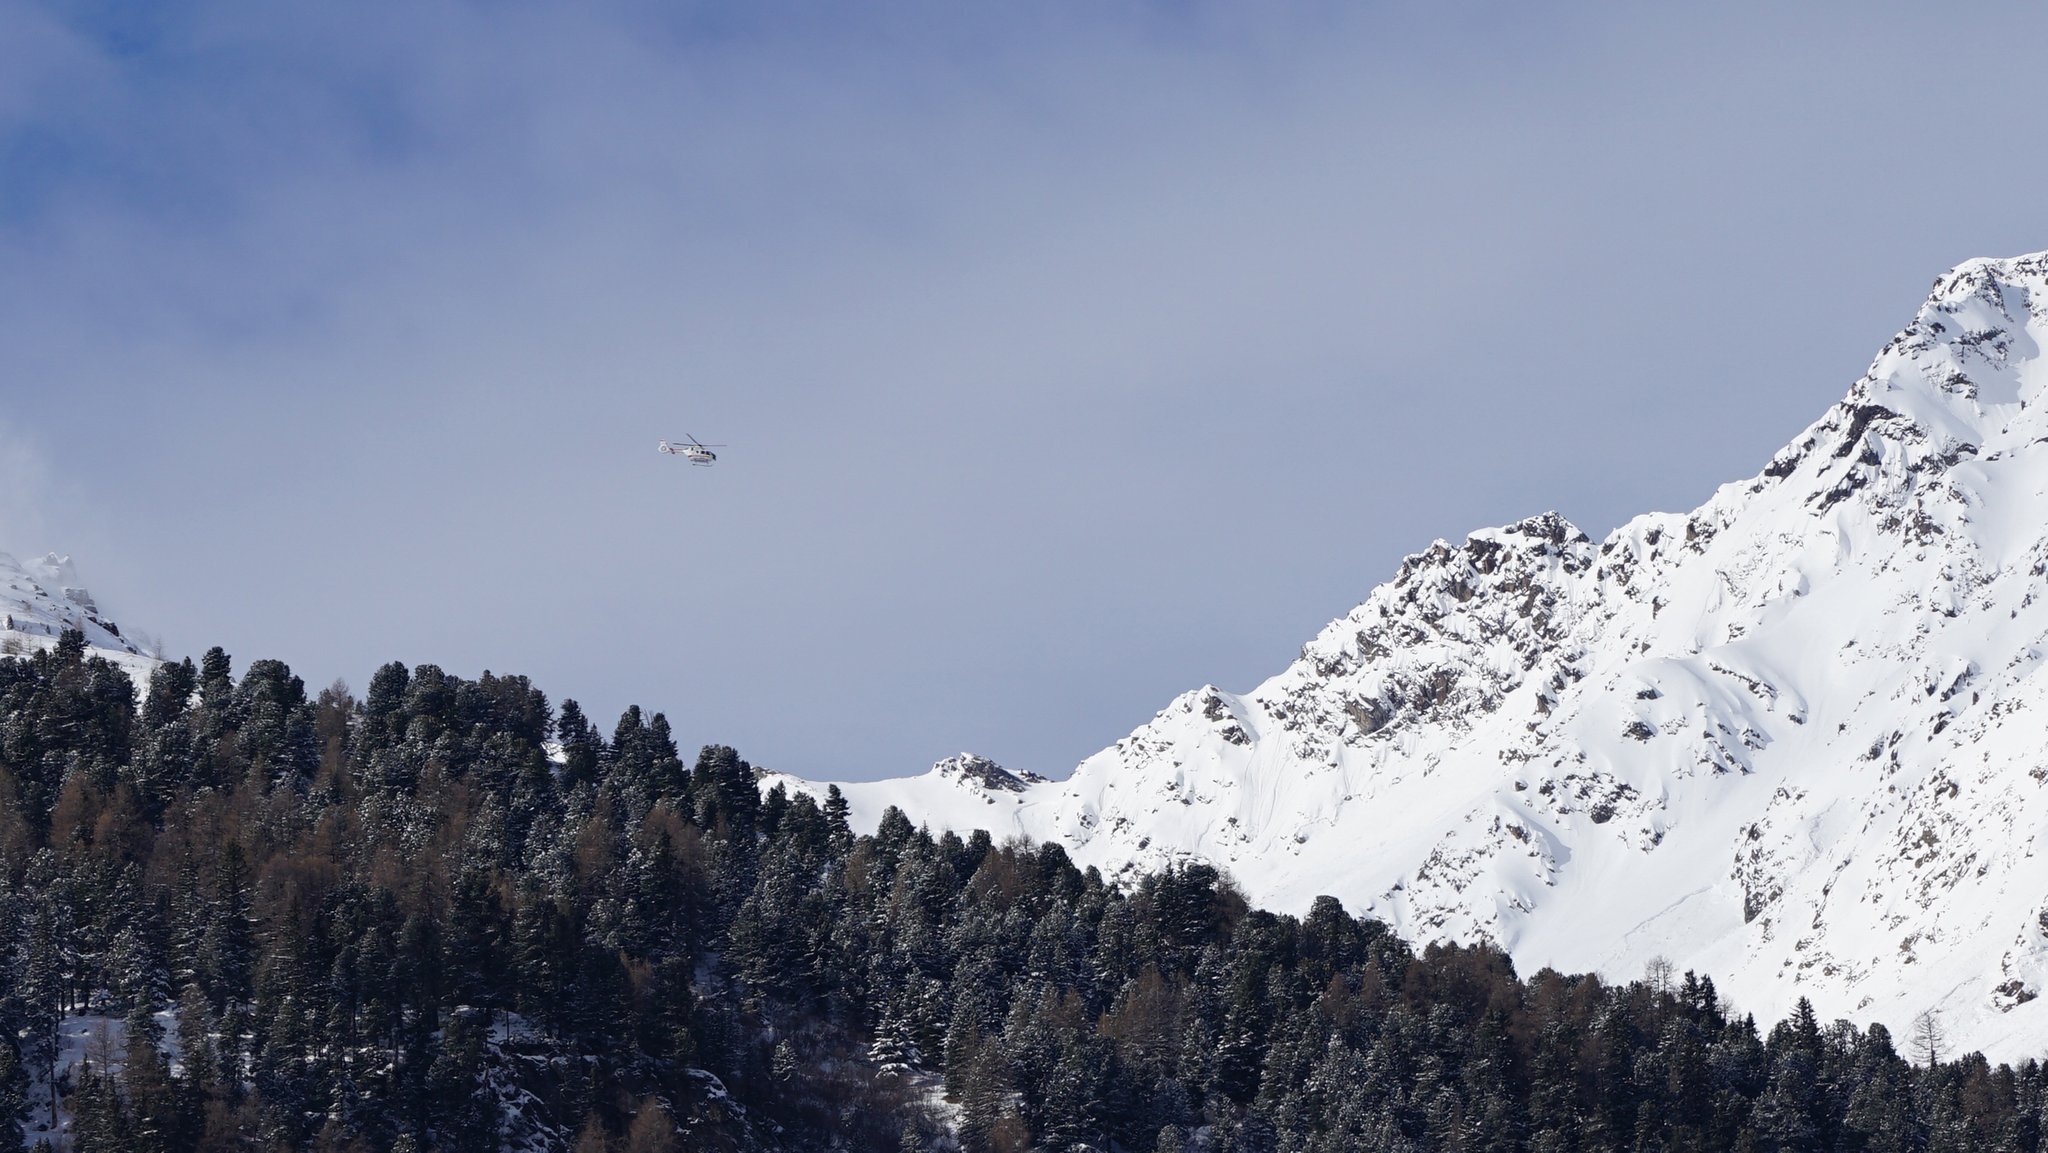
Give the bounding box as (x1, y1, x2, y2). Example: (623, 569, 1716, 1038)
(0, 549, 156, 679)
(774, 248, 2048, 1059)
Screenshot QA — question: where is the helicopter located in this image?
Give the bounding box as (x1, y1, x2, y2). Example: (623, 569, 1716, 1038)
(658, 436, 724, 466)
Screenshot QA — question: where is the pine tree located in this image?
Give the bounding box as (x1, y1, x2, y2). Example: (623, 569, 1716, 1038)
(556, 700, 602, 791)
(644, 713, 684, 801)
(511, 887, 574, 1038)
(0, 1040, 27, 1153)
(108, 908, 170, 1014)
(771, 1038, 799, 1083)
(194, 647, 236, 778)
(824, 785, 854, 856)
(175, 981, 225, 1108)
(68, 1057, 127, 1153)
(131, 659, 198, 815)
(1752, 1059, 1823, 1153)
(958, 1040, 1011, 1153)
(1041, 1042, 1107, 1151)
(196, 841, 255, 1012)
(609, 706, 651, 797)
(120, 999, 187, 1153)
(869, 1008, 919, 1078)
(426, 1010, 497, 1153)
(442, 867, 507, 1008)
(17, 896, 62, 1134)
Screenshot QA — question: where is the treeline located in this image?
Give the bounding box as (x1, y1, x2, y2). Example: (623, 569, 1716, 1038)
(0, 630, 2044, 1152)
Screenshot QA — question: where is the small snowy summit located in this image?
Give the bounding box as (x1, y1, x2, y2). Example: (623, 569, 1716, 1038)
(0, 550, 154, 676)
(776, 250, 2048, 1059)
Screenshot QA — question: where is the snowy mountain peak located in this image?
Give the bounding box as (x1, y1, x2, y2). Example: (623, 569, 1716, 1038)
(0, 550, 146, 659)
(784, 250, 2048, 1059)
(1765, 250, 2048, 491)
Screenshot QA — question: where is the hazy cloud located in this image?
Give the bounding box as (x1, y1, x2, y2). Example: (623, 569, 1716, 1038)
(0, 418, 52, 556)
(4, 1, 2046, 778)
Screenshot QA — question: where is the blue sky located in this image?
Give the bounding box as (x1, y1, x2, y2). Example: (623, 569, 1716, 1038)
(4, 1, 2046, 780)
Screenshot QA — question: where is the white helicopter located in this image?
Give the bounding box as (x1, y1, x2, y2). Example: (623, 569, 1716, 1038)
(658, 436, 724, 466)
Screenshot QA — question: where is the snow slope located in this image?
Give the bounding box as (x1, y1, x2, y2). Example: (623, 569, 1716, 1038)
(0, 550, 157, 683)
(17, 1011, 178, 1151)
(774, 250, 2048, 1060)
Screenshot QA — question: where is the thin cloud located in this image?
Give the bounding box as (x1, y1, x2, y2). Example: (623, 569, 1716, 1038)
(2, 2, 2045, 779)
(0, 418, 50, 557)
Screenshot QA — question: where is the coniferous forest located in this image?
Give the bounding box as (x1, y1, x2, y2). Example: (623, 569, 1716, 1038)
(2, 632, 2046, 1152)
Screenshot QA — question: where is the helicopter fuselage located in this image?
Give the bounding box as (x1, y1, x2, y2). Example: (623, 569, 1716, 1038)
(658, 440, 718, 465)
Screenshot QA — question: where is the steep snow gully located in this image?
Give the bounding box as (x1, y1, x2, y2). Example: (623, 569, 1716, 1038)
(777, 250, 2048, 1060)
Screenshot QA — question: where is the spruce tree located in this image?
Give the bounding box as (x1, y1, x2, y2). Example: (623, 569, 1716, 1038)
(120, 998, 187, 1153)
(556, 699, 601, 791)
(823, 785, 854, 856)
(425, 1011, 497, 1153)
(0, 1040, 26, 1153)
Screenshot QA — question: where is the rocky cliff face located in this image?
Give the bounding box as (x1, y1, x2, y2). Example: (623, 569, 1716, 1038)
(779, 251, 2048, 1058)
(1, 550, 149, 662)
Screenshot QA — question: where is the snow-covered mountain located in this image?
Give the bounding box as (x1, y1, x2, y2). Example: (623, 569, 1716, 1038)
(0, 550, 156, 679)
(774, 250, 2048, 1060)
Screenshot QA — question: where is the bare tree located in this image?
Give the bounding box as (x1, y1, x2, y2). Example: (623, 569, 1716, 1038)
(1911, 1007, 1945, 1067)
(1645, 955, 1677, 997)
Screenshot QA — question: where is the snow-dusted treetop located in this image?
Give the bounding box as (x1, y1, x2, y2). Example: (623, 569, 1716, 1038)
(774, 249, 2048, 1059)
